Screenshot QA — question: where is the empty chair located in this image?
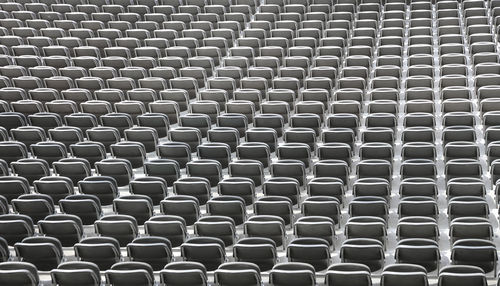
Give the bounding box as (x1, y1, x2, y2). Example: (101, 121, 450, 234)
(353, 178, 390, 198)
(190, 100, 219, 124)
(57, 194, 102, 226)
(395, 239, 440, 272)
(325, 263, 372, 286)
(159, 90, 189, 113)
(30, 141, 67, 165)
(11, 159, 50, 185)
(14, 236, 63, 271)
(451, 239, 497, 274)
(105, 261, 155, 286)
(148, 101, 179, 125)
(156, 142, 191, 169)
(75, 237, 121, 270)
(0, 262, 39, 286)
(399, 196, 438, 218)
(197, 143, 231, 168)
(215, 262, 261, 286)
(101, 113, 133, 138)
(110, 141, 147, 168)
(126, 237, 172, 271)
(136, 114, 168, 139)
(397, 216, 439, 241)
(11, 127, 46, 149)
(0, 176, 30, 203)
(52, 158, 91, 186)
(438, 265, 487, 286)
(186, 160, 222, 187)
(254, 196, 293, 226)
(349, 197, 389, 221)
(11, 194, 55, 223)
(233, 237, 277, 272)
(269, 262, 316, 286)
(345, 215, 387, 245)
(207, 127, 240, 152)
(290, 113, 322, 136)
(228, 160, 264, 189)
(37, 214, 83, 247)
(447, 178, 486, 198)
(277, 143, 311, 168)
(236, 142, 271, 168)
(217, 113, 248, 137)
(0, 88, 27, 104)
(113, 195, 153, 225)
(85, 127, 120, 153)
(0, 141, 28, 165)
(448, 196, 489, 220)
(48, 126, 83, 148)
(0, 214, 35, 246)
(78, 176, 118, 206)
(0, 112, 27, 132)
(261, 101, 290, 123)
(340, 238, 385, 272)
(226, 100, 255, 124)
(95, 214, 139, 247)
(450, 217, 493, 243)
(28, 112, 63, 133)
(313, 160, 349, 185)
(270, 159, 306, 186)
(181, 237, 226, 271)
(65, 113, 98, 135)
(302, 192, 342, 222)
(287, 238, 331, 271)
(33, 176, 74, 203)
(129, 177, 167, 206)
(263, 177, 300, 205)
(114, 100, 147, 123)
(207, 195, 246, 225)
(254, 114, 284, 137)
(173, 177, 211, 205)
(95, 158, 134, 186)
(51, 261, 101, 286)
(294, 216, 336, 246)
(142, 159, 179, 186)
(144, 215, 187, 248)
(168, 127, 202, 152)
(160, 195, 200, 226)
(359, 142, 393, 162)
(11, 100, 44, 118)
(194, 216, 236, 247)
(380, 264, 429, 286)
(318, 143, 352, 163)
(160, 262, 208, 286)
(356, 159, 392, 181)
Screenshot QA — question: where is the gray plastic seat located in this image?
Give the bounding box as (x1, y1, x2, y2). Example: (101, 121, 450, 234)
(74, 236, 121, 270)
(380, 264, 429, 286)
(14, 236, 63, 271)
(51, 261, 101, 286)
(160, 262, 207, 286)
(0, 262, 39, 286)
(181, 237, 226, 271)
(438, 265, 487, 286)
(127, 237, 172, 271)
(105, 261, 154, 286)
(38, 214, 83, 247)
(269, 262, 316, 286)
(95, 214, 139, 247)
(325, 263, 372, 286)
